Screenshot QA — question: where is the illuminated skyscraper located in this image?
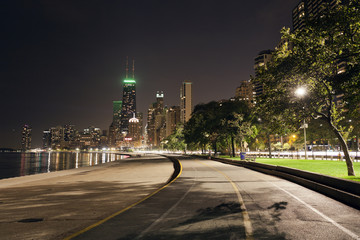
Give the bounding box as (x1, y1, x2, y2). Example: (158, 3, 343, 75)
(113, 101, 122, 129)
(166, 106, 180, 137)
(21, 124, 32, 151)
(128, 114, 141, 143)
(120, 58, 136, 134)
(235, 79, 253, 105)
(292, 0, 338, 31)
(42, 130, 51, 149)
(253, 50, 273, 101)
(147, 91, 165, 147)
(120, 79, 136, 133)
(180, 81, 192, 123)
(108, 123, 117, 147)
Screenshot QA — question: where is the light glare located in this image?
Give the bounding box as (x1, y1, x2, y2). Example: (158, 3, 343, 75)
(295, 87, 306, 97)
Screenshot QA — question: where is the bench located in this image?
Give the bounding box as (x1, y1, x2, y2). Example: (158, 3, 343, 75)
(245, 156, 256, 162)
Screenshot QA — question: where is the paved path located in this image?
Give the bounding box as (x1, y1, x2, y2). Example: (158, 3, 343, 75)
(70, 155, 360, 240)
(0, 154, 173, 240)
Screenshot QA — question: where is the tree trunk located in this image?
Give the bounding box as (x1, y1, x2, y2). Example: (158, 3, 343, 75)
(268, 134, 272, 158)
(231, 136, 235, 158)
(213, 141, 217, 156)
(328, 121, 355, 176)
(240, 137, 244, 152)
(227, 138, 231, 157)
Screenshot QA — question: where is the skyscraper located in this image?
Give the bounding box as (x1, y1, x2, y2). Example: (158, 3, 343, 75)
(120, 58, 136, 134)
(180, 81, 192, 123)
(235, 80, 253, 105)
(108, 123, 117, 147)
(21, 124, 31, 151)
(42, 130, 51, 149)
(166, 106, 180, 137)
(292, 0, 338, 32)
(128, 114, 141, 145)
(111, 100, 123, 145)
(253, 50, 274, 101)
(120, 79, 136, 133)
(113, 101, 122, 129)
(147, 91, 165, 147)
(155, 91, 164, 110)
(292, 0, 346, 74)
(292, 1, 306, 31)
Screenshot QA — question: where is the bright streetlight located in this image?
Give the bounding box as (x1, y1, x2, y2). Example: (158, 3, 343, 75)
(295, 87, 306, 98)
(295, 86, 308, 159)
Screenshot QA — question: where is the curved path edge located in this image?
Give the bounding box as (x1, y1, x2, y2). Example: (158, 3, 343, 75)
(200, 155, 360, 210)
(64, 156, 182, 240)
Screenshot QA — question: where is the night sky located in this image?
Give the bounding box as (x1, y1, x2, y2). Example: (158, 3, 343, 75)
(1, 0, 299, 148)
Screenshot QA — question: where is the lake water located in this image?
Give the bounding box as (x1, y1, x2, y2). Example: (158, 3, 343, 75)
(0, 152, 127, 180)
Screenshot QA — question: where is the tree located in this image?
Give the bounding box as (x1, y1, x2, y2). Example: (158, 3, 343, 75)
(221, 113, 257, 157)
(163, 124, 186, 152)
(254, 114, 294, 158)
(184, 101, 220, 153)
(256, 1, 360, 176)
(306, 118, 337, 150)
(184, 100, 255, 156)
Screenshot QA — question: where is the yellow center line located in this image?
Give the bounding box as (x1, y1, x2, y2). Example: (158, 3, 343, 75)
(196, 159, 254, 240)
(63, 159, 183, 240)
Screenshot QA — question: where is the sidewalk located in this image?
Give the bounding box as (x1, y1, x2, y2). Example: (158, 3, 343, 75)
(0, 155, 174, 240)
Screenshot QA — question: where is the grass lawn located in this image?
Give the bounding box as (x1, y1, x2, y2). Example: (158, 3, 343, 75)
(221, 156, 360, 182)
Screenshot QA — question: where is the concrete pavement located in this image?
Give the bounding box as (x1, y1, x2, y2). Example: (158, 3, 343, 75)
(2, 154, 360, 240)
(70, 155, 360, 240)
(0, 154, 174, 240)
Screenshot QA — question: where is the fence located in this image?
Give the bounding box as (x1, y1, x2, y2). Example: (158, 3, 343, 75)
(246, 151, 360, 162)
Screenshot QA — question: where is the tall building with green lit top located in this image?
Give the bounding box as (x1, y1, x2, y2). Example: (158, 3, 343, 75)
(120, 79, 136, 133)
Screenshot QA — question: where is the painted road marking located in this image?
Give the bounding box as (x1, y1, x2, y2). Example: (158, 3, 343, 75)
(135, 166, 197, 239)
(63, 158, 183, 240)
(197, 160, 254, 240)
(269, 181, 360, 240)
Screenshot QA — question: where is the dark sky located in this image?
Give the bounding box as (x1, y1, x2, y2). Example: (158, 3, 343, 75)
(1, 0, 299, 148)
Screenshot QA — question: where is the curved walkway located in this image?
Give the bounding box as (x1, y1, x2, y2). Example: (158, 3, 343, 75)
(0, 154, 174, 240)
(68, 155, 360, 240)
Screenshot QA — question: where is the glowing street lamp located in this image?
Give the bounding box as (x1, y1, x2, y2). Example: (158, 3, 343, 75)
(295, 87, 306, 98)
(295, 86, 308, 159)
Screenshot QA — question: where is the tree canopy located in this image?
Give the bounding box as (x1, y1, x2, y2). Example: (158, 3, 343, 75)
(184, 100, 256, 156)
(256, 0, 360, 175)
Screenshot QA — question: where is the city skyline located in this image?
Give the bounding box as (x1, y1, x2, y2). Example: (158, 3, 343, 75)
(1, 0, 300, 148)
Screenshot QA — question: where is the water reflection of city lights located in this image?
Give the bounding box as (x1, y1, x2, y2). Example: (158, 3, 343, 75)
(47, 153, 51, 172)
(90, 153, 93, 166)
(1, 150, 125, 179)
(102, 153, 106, 163)
(75, 152, 79, 169)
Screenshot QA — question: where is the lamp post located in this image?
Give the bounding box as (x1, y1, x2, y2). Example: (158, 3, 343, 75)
(295, 87, 308, 160)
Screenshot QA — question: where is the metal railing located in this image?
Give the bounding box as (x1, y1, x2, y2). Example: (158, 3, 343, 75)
(245, 151, 360, 162)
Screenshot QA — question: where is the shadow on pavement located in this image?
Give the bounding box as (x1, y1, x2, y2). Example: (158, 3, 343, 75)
(179, 202, 242, 225)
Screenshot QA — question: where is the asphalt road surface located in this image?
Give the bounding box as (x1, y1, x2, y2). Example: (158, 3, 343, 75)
(69, 155, 360, 240)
